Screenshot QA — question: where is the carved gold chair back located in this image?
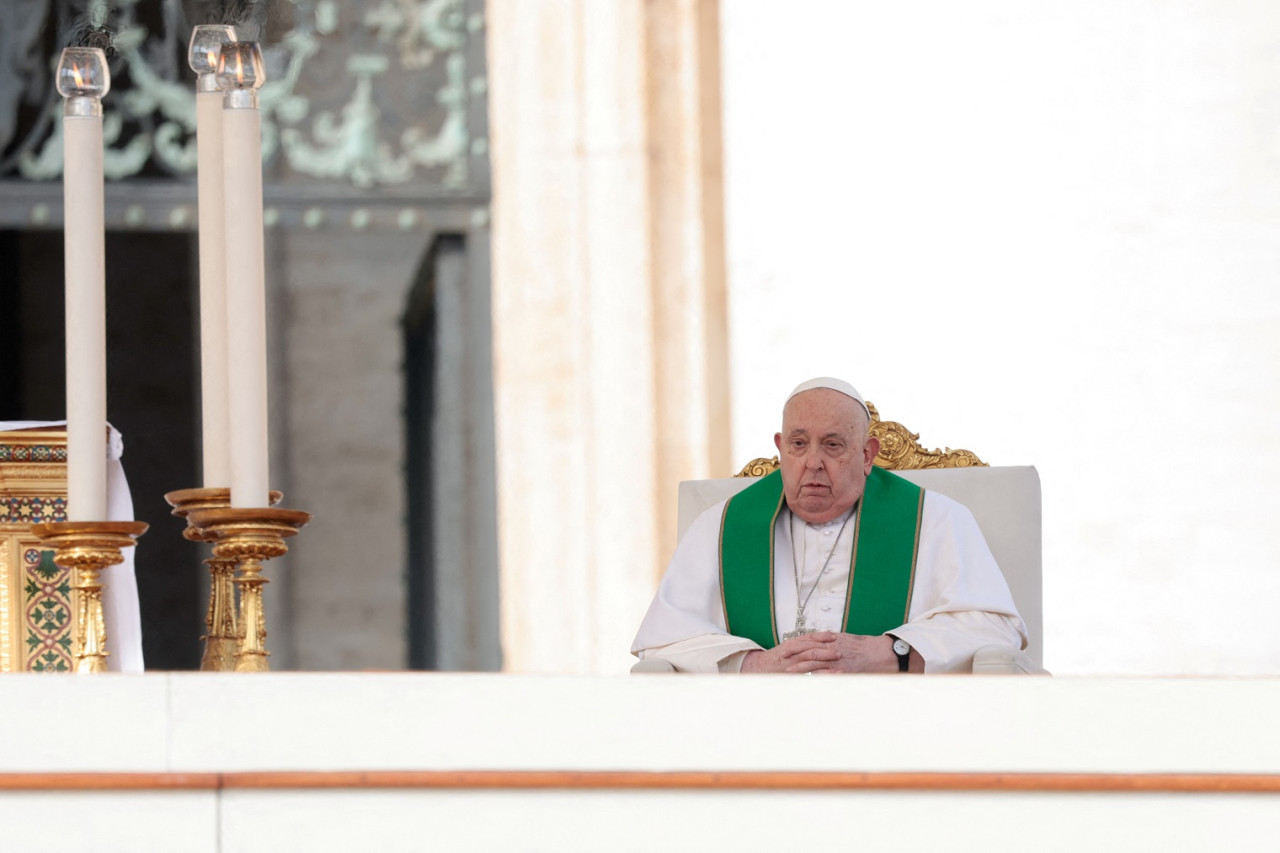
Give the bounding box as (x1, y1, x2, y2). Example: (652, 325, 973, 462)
(734, 402, 986, 477)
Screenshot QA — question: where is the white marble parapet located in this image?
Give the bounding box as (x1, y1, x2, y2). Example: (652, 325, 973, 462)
(2, 674, 1278, 851)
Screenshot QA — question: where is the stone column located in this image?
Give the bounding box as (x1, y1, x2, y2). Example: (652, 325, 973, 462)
(487, 0, 729, 673)
(645, 0, 734, 564)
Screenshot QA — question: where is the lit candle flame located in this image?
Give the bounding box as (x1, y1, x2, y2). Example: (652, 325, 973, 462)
(215, 40, 264, 95)
(56, 47, 109, 103)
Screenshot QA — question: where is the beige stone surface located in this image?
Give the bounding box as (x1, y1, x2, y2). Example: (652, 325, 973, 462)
(274, 231, 424, 670)
(5, 674, 1280, 849)
(487, 0, 730, 674)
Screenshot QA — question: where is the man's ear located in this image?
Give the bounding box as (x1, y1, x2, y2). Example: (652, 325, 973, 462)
(862, 436, 880, 473)
(773, 432, 783, 453)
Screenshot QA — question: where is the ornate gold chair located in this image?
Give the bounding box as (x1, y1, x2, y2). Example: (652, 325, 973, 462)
(638, 404, 1045, 674)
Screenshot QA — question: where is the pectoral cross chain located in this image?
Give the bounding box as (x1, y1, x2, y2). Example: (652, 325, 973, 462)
(782, 609, 814, 641)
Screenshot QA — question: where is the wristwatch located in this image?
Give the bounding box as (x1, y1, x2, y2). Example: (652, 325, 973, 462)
(888, 634, 911, 672)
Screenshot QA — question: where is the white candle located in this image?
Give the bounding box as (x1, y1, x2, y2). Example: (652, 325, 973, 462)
(218, 42, 270, 509)
(58, 47, 110, 521)
(189, 25, 237, 489)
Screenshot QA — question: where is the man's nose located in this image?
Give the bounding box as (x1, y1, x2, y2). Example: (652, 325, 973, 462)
(805, 448, 824, 470)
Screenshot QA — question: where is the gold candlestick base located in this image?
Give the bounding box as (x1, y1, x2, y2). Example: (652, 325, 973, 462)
(28, 521, 149, 674)
(184, 506, 310, 673)
(165, 488, 282, 672)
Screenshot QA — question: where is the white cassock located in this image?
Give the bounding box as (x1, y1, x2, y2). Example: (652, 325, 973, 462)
(632, 490, 1027, 673)
(1, 421, 144, 673)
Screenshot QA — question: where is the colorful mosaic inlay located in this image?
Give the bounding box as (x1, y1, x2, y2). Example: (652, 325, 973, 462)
(23, 547, 72, 672)
(2, 497, 67, 524)
(0, 444, 67, 463)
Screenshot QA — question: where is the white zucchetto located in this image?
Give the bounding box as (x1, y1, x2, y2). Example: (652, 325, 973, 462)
(785, 376, 871, 420)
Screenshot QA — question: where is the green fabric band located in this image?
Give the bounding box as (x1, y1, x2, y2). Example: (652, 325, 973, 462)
(719, 466, 924, 648)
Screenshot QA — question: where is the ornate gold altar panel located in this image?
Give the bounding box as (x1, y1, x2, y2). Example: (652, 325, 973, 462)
(0, 430, 76, 672)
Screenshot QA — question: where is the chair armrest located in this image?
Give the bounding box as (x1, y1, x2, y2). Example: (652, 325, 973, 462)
(971, 644, 1051, 675)
(630, 657, 678, 674)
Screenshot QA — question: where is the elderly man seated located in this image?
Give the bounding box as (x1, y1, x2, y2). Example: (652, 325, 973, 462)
(632, 377, 1027, 674)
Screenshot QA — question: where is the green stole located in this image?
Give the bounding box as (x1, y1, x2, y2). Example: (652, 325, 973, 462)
(718, 467, 924, 648)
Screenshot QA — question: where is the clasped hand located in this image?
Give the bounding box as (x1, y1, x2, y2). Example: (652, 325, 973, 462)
(741, 631, 897, 674)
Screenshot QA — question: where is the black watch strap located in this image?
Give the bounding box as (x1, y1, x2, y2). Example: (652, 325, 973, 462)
(889, 634, 911, 672)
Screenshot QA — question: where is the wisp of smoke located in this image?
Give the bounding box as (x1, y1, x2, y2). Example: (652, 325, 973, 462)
(63, 6, 118, 55)
(216, 0, 273, 41)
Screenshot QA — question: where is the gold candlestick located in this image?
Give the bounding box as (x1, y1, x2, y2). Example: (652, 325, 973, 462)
(28, 521, 148, 673)
(184, 506, 310, 672)
(165, 487, 281, 671)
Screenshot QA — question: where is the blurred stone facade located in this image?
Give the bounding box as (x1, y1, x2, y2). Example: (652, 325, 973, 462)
(0, 0, 497, 671)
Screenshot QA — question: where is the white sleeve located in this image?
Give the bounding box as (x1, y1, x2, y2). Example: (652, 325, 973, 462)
(887, 491, 1028, 673)
(631, 500, 763, 671)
